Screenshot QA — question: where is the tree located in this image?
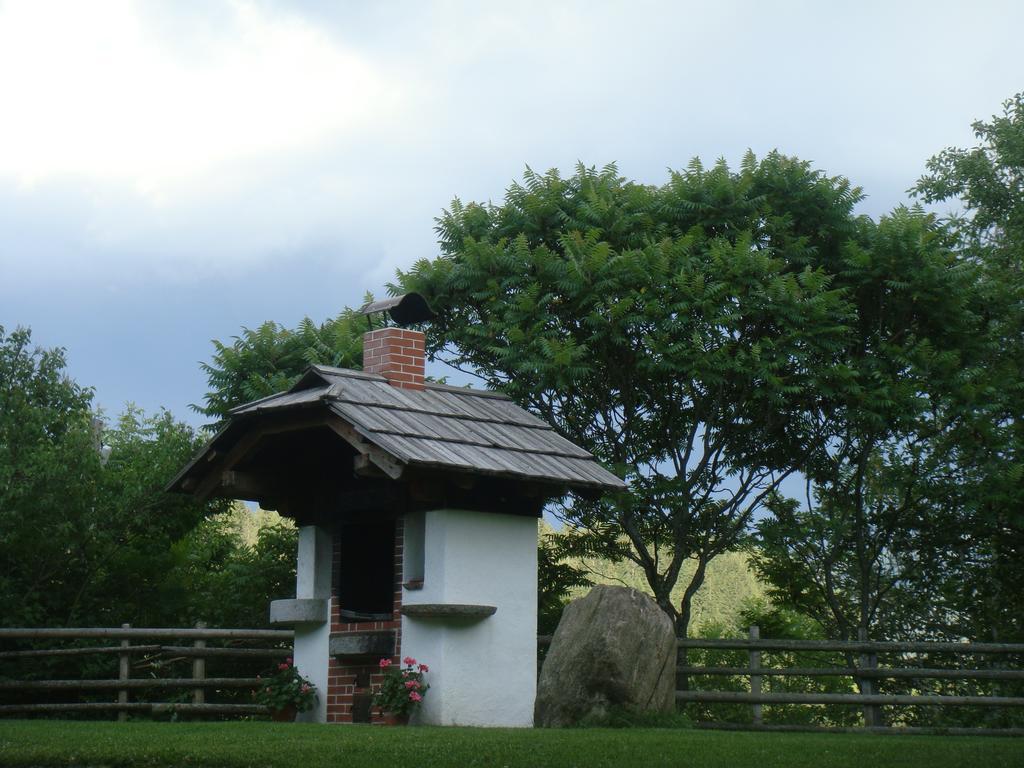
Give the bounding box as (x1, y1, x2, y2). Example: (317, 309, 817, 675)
(74, 407, 232, 626)
(909, 93, 1024, 642)
(914, 93, 1024, 269)
(0, 326, 231, 628)
(0, 326, 100, 626)
(396, 157, 858, 637)
(166, 505, 297, 629)
(197, 305, 371, 423)
(751, 206, 983, 643)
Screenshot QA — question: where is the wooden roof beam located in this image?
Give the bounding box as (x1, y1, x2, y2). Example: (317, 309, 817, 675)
(192, 415, 346, 501)
(326, 420, 404, 480)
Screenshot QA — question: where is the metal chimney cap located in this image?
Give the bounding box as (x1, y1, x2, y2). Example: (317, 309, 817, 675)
(358, 292, 435, 327)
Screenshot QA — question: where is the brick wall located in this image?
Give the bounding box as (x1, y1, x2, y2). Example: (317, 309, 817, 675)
(325, 517, 404, 724)
(362, 328, 425, 390)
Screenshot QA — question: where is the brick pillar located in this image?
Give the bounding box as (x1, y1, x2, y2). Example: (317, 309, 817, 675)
(325, 517, 404, 724)
(362, 328, 425, 390)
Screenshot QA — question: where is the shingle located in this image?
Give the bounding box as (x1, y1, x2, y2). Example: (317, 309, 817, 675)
(209, 367, 626, 492)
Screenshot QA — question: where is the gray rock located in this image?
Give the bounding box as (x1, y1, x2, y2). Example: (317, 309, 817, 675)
(535, 585, 677, 727)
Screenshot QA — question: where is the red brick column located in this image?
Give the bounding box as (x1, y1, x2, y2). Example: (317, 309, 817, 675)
(325, 518, 404, 724)
(362, 328, 425, 390)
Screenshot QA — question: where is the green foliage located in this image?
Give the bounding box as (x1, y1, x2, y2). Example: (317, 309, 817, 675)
(165, 505, 297, 629)
(84, 407, 234, 627)
(553, 534, 765, 631)
(397, 157, 856, 635)
(0, 327, 228, 628)
(750, 201, 986, 642)
(684, 601, 856, 727)
(0, 326, 100, 626)
(914, 93, 1024, 268)
(197, 303, 371, 423)
(537, 522, 592, 635)
(754, 94, 1023, 649)
(910, 93, 1024, 643)
(0, 326, 294, 638)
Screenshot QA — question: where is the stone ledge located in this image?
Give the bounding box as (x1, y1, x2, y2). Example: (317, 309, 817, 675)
(400, 604, 497, 619)
(329, 630, 396, 659)
(269, 598, 328, 626)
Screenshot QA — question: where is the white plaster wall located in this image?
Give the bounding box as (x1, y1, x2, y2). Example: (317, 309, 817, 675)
(402, 509, 538, 727)
(293, 525, 332, 724)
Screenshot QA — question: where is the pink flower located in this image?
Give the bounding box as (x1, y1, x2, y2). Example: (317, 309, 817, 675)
(418, 664, 429, 673)
(403, 656, 416, 666)
(409, 691, 422, 702)
(379, 658, 392, 668)
(286, 657, 293, 664)
(301, 684, 311, 693)
(277, 662, 289, 671)
(404, 680, 420, 689)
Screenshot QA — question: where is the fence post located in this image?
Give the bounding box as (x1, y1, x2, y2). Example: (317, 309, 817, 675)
(118, 623, 130, 722)
(858, 627, 881, 727)
(192, 621, 207, 706)
(749, 625, 763, 725)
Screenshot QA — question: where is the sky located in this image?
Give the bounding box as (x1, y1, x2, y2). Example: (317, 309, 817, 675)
(1, 0, 1022, 427)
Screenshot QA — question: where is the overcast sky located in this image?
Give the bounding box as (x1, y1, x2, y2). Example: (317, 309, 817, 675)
(1, 0, 1022, 426)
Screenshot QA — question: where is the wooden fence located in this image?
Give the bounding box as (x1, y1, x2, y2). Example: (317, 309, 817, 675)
(0, 625, 295, 718)
(678, 627, 1024, 735)
(7, 625, 1023, 732)
(538, 627, 1024, 735)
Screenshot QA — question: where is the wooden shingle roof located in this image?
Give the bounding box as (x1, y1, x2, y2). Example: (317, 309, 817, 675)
(172, 365, 624, 495)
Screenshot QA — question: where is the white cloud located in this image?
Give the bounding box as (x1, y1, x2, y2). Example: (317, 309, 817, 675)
(1, 0, 1022, 289)
(0, 0, 400, 196)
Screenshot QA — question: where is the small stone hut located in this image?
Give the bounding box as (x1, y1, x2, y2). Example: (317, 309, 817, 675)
(168, 296, 624, 726)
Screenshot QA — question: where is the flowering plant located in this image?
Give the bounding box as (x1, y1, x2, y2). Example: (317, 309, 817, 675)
(372, 656, 430, 717)
(252, 657, 317, 713)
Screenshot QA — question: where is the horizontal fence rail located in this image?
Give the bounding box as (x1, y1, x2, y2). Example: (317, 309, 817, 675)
(677, 638, 1024, 655)
(0, 628, 294, 640)
(675, 626, 1024, 736)
(0, 644, 290, 660)
(538, 636, 1024, 655)
(0, 625, 295, 719)
(676, 690, 1024, 707)
(676, 666, 1024, 681)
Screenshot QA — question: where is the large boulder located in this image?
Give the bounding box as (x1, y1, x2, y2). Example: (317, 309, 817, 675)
(535, 585, 677, 727)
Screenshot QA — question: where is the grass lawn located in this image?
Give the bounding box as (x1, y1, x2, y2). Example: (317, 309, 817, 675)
(1, 721, 1022, 768)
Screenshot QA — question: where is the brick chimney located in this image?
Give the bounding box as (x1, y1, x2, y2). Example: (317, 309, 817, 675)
(362, 328, 425, 390)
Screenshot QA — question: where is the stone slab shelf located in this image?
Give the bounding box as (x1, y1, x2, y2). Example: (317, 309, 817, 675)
(269, 598, 328, 626)
(400, 604, 497, 620)
(330, 630, 396, 659)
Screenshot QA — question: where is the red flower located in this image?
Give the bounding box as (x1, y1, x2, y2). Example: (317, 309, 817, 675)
(379, 658, 392, 668)
(418, 663, 429, 673)
(409, 691, 422, 702)
(404, 680, 420, 689)
(277, 662, 289, 671)
(403, 656, 416, 666)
